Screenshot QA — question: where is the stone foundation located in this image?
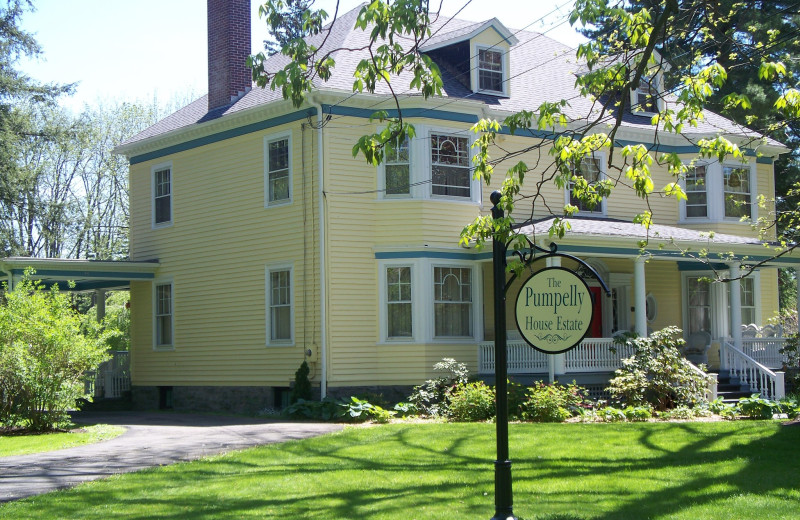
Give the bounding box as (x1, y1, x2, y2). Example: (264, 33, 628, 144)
(132, 385, 301, 414)
(326, 385, 413, 405)
(132, 384, 414, 413)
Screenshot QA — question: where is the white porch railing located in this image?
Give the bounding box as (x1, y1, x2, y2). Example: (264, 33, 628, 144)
(565, 338, 634, 373)
(721, 341, 785, 401)
(739, 338, 788, 369)
(478, 337, 631, 375)
(86, 351, 131, 399)
(479, 339, 548, 374)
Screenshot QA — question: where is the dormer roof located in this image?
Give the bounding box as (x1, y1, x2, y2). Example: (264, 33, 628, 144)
(419, 17, 519, 52)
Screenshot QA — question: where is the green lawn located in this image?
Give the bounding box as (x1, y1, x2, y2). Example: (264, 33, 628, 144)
(0, 424, 124, 457)
(1, 421, 798, 519)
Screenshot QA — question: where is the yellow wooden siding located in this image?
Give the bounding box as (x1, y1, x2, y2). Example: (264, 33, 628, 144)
(129, 121, 322, 387)
(129, 108, 782, 390)
(759, 268, 780, 323)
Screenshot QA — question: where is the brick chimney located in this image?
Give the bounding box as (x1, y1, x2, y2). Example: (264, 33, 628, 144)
(207, 0, 251, 111)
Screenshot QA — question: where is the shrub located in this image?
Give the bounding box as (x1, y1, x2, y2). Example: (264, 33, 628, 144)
(738, 394, 780, 419)
(507, 379, 528, 420)
(607, 327, 714, 411)
(283, 398, 341, 421)
(0, 275, 110, 431)
(657, 406, 697, 420)
(289, 361, 313, 403)
(624, 405, 653, 422)
(448, 381, 495, 422)
(597, 406, 627, 422)
(341, 396, 396, 423)
(408, 358, 469, 417)
(521, 382, 589, 423)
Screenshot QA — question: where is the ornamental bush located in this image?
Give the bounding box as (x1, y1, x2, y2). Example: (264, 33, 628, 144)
(408, 358, 469, 417)
(0, 275, 110, 431)
(521, 382, 589, 422)
(448, 381, 495, 422)
(607, 327, 714, 411)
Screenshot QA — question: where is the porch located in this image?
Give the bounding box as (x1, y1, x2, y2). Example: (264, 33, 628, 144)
(477, 333, 791, 400)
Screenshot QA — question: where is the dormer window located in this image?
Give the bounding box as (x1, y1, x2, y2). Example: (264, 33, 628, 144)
(478, 48, 504, 93)
(631, 74, 661, 114)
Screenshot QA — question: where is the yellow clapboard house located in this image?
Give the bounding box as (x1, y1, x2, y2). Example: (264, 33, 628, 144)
(107, 0, 795, 411)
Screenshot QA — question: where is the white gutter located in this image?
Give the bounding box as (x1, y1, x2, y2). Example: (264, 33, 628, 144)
(310, 94, 328, 399)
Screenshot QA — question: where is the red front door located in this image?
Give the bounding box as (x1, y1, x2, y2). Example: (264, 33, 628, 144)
(588, 286, 603, 338)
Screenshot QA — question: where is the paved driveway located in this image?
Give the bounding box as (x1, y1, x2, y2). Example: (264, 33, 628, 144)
(0, 411, 343, 502)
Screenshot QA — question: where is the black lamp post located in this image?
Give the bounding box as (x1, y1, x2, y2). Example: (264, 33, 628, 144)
(490, 190, 516, 520)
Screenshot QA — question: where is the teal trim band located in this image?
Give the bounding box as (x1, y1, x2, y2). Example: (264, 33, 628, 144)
(757, 156, 774, 164)
(322, 104, 775, 157)
(375, 250, 491, 261)
(11, 268, 155, 279)
(129, 108, 317, 165)
(676, 261, 729, 272)
(323, 105, 479, 125)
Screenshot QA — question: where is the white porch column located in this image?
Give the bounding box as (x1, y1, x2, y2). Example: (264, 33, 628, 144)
(95, 290, 106, 323)
(796, 268, 800, 327)
(729, 263, 742, 351)
(634, 257, 647, 337)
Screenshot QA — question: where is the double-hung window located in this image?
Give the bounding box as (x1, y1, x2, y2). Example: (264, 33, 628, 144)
(685, 165, 708, 218)
(265, 135, 291, 205)
(153, 165, 172, 226)
(568, 156, 604, 214)
(686, 276, 712, 334)
(477, 48, 504, 93)
(155, 282, 173, 348)
(267, 267, 293, 344)
(723, 165, 751, 218)
(434, 266, 473, 337)
(386, 266, 412, 338)
(384, 136, 410, 197)
(431, 133, 471, 198)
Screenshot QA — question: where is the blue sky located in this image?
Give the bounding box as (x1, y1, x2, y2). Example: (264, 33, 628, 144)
(20, 0, 584, 113)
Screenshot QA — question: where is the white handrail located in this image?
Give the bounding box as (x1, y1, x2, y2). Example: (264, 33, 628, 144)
(721, 341, 785, 401)
(685, 360, 718, 401)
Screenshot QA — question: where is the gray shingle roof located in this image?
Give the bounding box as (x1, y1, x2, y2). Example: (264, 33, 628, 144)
(517, 216, 764, 246)
(120, 3, 779, 150)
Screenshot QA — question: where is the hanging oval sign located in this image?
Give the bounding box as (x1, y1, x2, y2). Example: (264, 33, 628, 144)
(514, 266, 594, 354)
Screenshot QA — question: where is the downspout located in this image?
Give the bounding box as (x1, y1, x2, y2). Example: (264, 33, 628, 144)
(310, 95, 328, 399)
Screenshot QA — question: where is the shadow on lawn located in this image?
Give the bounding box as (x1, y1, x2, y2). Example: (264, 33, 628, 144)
(5, 422, 800, 519)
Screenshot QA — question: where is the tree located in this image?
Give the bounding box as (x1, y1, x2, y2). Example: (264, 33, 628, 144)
(0, 0, 72, 253)
(1, 101, 156, 258)
(0, 273, 109, 430)
(248, 0, 800, 266)
(261, 0, 316, 56)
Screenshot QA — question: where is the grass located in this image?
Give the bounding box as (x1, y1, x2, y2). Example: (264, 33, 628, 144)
(1, 421, 798, 519)
(0, 424, 125, 457)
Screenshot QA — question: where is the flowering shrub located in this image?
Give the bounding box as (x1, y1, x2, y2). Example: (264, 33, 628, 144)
(608, 327, 714, 411)
(521, 382, 590, 423)
(448, 381, 495, 422)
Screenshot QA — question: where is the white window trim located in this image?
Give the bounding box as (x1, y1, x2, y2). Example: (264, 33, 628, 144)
(151, 161, 173, 229)
(630, 72, 663, 117)
(264, 131, 293, 208)
(721, 160, 757, 222)
(378, 261, 419, 343)
(378, 134, 412, 200)
(153, 278, 175, 351)
(679, 159, 756, 224)
(426, 126, 482, 205)
(564, 152, 607, 216)
(428, 261, 482, 343)
(265, 263, 295, 346)
(472, 44, 508, 96)
(377, 258, 482, 344)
